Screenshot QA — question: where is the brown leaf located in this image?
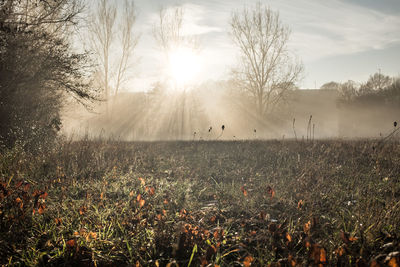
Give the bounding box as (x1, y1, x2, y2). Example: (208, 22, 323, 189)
(389, 257, 400, 267)
(286, 232, 292, 242)
(241, 186, 248, 197)
(15, 197, 23, 210)
(370, 260, 380, 267)
(79, 205, 86, 215)
(310, 244, 327, 264)
(304, 220, 311, 234)
(54, 218, 62, 226)
(66, 239, 76, 248)
(266, 186, 275, 199)
(149, 187, 155, 196)
(243, 255, 254, 267)
(297, 200, 304, 209)
(38, 203, 46, 214)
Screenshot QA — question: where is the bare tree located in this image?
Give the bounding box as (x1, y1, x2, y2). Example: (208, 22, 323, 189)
(365, 72, 392, 91)
(230, 2, 303, 119)
(153, 7, 184, 54)
(114, 0, 139, 97)
(89, 0, 116, 107)
(88, 0, 138, 112)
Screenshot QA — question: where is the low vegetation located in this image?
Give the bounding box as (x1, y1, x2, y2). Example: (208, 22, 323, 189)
(1, 139, 399, 266)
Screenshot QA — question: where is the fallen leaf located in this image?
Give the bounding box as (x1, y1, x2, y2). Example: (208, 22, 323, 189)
(297, 200, 304, 209)
(54, 218, 62, 226)
(286, 232, 292, 242)
(66, 239, 76, 248)
(241, 186, 248, 197)
(389, 257, 400, 267)
(304, 220, 311, 234)
(243, 255, 254, 267)
(266, 186, 275, 199)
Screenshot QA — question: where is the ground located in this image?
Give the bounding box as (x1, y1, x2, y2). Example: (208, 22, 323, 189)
(0, 140, 399, 266)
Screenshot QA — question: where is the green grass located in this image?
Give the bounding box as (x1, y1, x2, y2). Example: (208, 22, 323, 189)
(1, 140, 400, 266)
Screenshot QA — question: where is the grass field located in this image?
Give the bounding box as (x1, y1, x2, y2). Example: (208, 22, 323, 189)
(1, 140, 399, 266)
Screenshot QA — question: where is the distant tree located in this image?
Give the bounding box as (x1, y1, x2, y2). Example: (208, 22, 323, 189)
(338, 80, 358, 101)
(230, 2, 303, 118)
(365, 72, 392, 91)
(88, 0, 139, 113)
(320, 81, 341, 91)
(0, 0, 96, 150)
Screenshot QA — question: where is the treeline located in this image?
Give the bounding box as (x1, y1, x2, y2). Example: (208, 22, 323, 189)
(320, 73, 400, 137)
(322, 72, 400, 106)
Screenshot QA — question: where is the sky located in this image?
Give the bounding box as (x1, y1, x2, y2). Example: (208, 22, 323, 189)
(102, 0, 400, 90)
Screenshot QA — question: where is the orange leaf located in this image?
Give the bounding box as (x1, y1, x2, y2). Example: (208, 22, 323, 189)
(210, 216, 216, 222)
(288, 255, 297, 267)
(136, 194, 142, 202)
(139, 177, 145, 186)
(54, 218, 62, 226)
(336, 246, 345, 256)
(348, 236, 358, 242)
(243, 255, 254, 267)
(389, 257, 400, 267)
(286, 232, 292, 242)
(129, 191, 134, 197)
(156, 214, 162, 220)
(297, 200, 304, 209)
(89, 231, 97, 240)
(149, 187, 155, 196)
(15, 197, 23, 210)
(370, 260, 380, 267)
(100, 192, 104, 200)
(79, 205, 86, 215)
(266, 186, 275, 199)
(304, 220, 311, 234)
(250, 230, 257, 236)
(240, 186, 248, 197)
(163, 199, 169, 204)
(38, 203, 46, 214)
(310, 244, 327, 264)
(66, 239, 76, 248)
(139, 199, 145, 208)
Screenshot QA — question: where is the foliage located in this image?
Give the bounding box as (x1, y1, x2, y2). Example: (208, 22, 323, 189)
(1, 140, 400, 266)
(0, 0, 95, 151)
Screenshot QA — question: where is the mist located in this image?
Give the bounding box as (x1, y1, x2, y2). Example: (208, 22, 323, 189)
(62, 79, 400, 141)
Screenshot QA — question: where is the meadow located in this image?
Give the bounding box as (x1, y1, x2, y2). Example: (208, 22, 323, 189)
(0, 139, 399, 266)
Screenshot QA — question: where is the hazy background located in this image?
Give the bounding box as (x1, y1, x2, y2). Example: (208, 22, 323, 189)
(62, 0, 400, 141)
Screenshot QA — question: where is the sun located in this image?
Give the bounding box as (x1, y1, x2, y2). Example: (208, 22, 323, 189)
(168, 46, 201, 88)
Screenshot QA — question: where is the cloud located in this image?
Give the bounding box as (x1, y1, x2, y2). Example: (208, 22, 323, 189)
(284, 0, 400, 61)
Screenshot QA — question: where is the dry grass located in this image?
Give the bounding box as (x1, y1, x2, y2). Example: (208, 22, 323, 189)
(0, 139, 399, 266)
